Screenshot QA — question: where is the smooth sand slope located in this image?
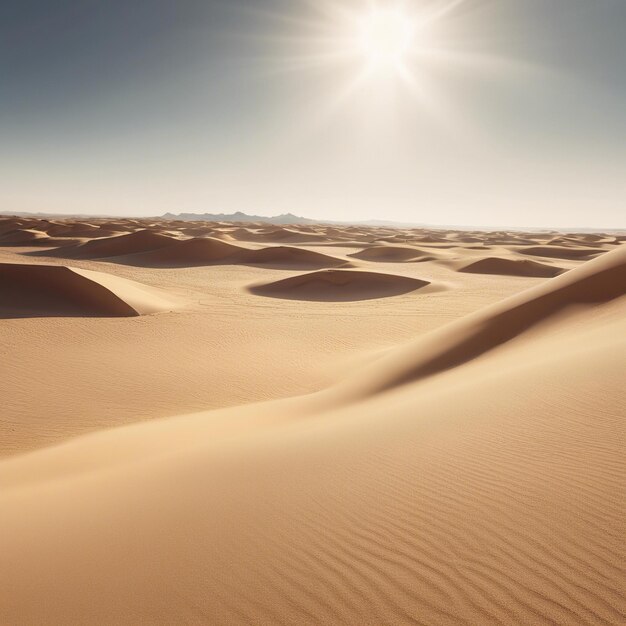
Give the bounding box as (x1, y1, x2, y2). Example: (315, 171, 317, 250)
(0, 262, 180, 317)
(249, 269, 433, 301)
(335, 244, 626, 399)
(0, 238, 624, 625)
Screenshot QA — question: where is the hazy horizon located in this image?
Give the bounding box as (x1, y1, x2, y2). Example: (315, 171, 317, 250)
(2, 0, 625, 228)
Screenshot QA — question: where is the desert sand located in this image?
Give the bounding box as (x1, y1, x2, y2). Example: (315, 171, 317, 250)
(0, 216, 624, 625)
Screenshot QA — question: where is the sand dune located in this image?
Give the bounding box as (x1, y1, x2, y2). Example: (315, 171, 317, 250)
(348, 245, 436, 263)
(339, 245, 626, 398)
(0, 262, 180, 317)
(0, 228, 84, 248)
(237, 227, 331, 243)
(0, 219, 27, 236)
(517, 245, 606, 260)
(0, 228, 49, 244)
(69, 235, 350, 269)
(1, 216, 624, 625)
(239, 245, 350, 269)
(0, 242, 624, 625)
(133, 236, 244, 265)
(458, 256, 565, 277)
(47, 229, 176, 259)
(249, 269, 432, 301)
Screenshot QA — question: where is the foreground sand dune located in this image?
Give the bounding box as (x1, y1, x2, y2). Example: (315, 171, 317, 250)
(0, 245, 624, 625)
(0, 262, 180, 317)
(337, 245, 626, 398)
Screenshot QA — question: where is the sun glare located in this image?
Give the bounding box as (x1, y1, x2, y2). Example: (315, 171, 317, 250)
(359, 9, 415, 65)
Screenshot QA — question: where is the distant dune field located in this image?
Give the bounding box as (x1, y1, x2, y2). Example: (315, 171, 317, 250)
(0, 216, 624, 625)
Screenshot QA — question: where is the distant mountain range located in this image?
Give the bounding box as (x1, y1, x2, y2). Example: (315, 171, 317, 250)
(161, 211, 317, 225)
(1, 210, 622, 233)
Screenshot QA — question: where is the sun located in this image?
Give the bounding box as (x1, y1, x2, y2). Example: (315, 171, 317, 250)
(359, 9, 415, 65)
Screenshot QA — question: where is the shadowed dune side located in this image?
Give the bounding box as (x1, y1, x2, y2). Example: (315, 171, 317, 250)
(249, 269, 432, 301)
(0, 263, 181, 318)
(516, 245, 606, 260)
(458, 256, 565, 277)
(337, 245, 626, 399)
(0, 228, 83, 248)
(0, 220, 28, 236)
(0, 228, 49, 244)
(238, 246, 351, 269)
(348, 245, 437, 263)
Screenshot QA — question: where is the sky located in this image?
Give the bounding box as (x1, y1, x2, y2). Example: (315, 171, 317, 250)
(1, 0, 625, 228)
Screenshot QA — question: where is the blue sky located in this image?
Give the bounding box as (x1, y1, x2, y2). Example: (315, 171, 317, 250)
(1, 0, 625, 227)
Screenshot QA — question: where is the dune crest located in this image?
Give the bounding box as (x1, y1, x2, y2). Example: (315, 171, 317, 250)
(0, 263, 181, 318)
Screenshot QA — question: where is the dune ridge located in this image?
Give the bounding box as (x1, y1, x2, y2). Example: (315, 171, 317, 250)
(338, 245, 626, 398)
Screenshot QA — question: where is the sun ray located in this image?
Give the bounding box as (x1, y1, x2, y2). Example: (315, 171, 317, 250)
(229, 0, 537, 131)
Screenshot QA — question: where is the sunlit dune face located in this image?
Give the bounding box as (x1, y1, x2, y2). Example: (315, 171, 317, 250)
(359, 9, 415, 65)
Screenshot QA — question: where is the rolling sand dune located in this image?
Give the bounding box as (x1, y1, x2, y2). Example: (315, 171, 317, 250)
(0, 243, 624, 625)
(517, 245, 606, 260)
(339, 245, 626, 398)
(249, 269, 432, 301)
(0, 220, 27, 235)
(44, 222, 102, 238)
(0, 228, 49, 244)
(348, 245, 436, 263)
(458, 256, 565, 277)
(239, 227, 331, 243)
(86, 236, 350, 269)
(0, 229, 83, 248)
(49, 229, 177, 259)
(239, 245, 350, 269)
(1, 217, 624, 625)
(0, 262, 181, 317)
(133, 236, 244, 264)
